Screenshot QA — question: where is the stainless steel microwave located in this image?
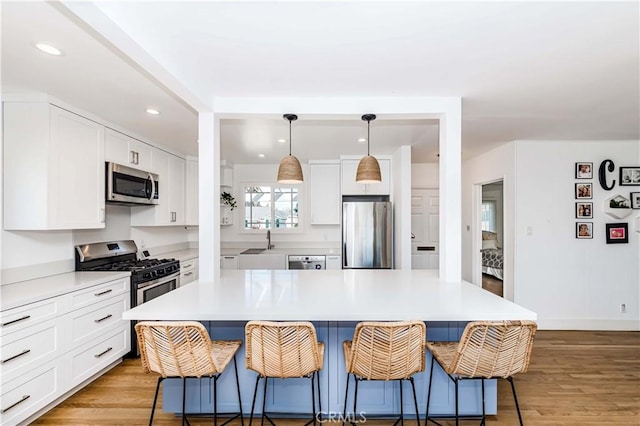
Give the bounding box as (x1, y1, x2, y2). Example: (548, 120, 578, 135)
(106, 162, 159, 205)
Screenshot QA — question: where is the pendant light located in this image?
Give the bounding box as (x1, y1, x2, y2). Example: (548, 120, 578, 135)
(277, 114, 304, 183)
(356, 114, 382, 183)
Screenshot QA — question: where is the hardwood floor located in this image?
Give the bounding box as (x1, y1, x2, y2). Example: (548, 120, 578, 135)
(33, 330, 639, 425)
(482, 274, 503, 297)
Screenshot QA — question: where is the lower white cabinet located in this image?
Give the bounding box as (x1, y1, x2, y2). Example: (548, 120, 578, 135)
(220, 255, 239, 270)
(327, 255, 342, 270)
(0, 277, 130, 425)
(180, 258, 199, 285)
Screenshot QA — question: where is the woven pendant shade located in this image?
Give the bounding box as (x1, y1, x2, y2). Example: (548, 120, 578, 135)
(277, 154, 303, 184)
(356, 155, 382, 183)
(278, 114, 303, 184)
(356, 114, 382, 183)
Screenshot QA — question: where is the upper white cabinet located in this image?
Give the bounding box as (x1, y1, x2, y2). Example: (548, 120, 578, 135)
(104, 128, 153, 171)
(3, 101, 106, 230)
(341, 158, 391, 196)
(131, 149, 186, 226)
(185, 157, 199, 226)
(309, 161, 341, 225)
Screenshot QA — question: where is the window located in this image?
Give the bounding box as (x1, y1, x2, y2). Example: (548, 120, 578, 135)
(481, 200, 497, 232)
(243, 185, 299, 230)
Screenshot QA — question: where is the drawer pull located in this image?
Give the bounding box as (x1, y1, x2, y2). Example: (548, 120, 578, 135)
(184, 272, 193, 276)
(94, 347, 113, 358)
(94, 289, 113, 297)
(94, 314, 113, 323)
(2, 395, 30, 413)
(2, 315, 31, 327)
(183, 263, 193, 268)
(1, 349, 31, 364)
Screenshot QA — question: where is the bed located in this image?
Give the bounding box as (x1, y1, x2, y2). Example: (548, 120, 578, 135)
(481, 231, 504, 281)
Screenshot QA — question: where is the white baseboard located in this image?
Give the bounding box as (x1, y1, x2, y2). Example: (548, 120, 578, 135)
(537, 318, 640, 331)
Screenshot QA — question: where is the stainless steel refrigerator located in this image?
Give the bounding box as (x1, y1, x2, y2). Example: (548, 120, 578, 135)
(342, 201, 393, 269)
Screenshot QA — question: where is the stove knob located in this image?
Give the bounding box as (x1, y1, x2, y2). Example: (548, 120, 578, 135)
(151, 270, 157, 278)
(143, 272, 150, 280)
(157, 268, 164, 276)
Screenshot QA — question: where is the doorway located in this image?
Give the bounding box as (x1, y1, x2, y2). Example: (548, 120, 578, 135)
(410, 189, 439, 269)
(479, 181, 504, 297)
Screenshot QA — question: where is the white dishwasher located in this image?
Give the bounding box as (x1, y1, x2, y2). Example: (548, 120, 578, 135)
(287, 255, 326, 270)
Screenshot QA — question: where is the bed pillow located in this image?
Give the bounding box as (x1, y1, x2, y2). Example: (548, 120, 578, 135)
(482, 239, 499, 250)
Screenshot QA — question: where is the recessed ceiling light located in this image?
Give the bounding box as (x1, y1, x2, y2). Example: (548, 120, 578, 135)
(358, 138, 367, 143)
(36, 43, 61, 56)
(258, 154, 265, 158)
(277, 138, 286, 143)
(146, 109, 160, 115)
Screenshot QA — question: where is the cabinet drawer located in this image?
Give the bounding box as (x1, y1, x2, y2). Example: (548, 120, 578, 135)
(0, 361, 64, 426)
(180, 258, 198, 272)
(1, 320, 62, 385)
(0, 297, 62, 338)
(68, 325, 128, 387)
(67, 295, 128, 349)
(67, 278, 129, 310)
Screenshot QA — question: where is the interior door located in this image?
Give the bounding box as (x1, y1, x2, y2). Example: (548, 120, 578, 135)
(411, 189, 439, 269)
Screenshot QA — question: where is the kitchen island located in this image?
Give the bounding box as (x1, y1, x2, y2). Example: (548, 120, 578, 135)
(123, 269, 536, 419)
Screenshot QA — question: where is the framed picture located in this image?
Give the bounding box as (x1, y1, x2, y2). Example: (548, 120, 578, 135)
(631, 192, 640, 209)
(619, 167, 640, 186)
(576, 222, 593, 239)
(575, 183, 592, 199)
(605, 223, 628, 244)
(575, 202, 593, 219)
(575, 162, 593, 179)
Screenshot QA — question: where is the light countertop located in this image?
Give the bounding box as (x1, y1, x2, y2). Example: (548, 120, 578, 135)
(1, 271, 131, 311)
(155, 248, 199, 263)
(122, 269, 537, 322)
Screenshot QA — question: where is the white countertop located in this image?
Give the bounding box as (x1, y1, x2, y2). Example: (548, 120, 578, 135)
(1, 271, 131, 311)
(122, 269, 537, 322)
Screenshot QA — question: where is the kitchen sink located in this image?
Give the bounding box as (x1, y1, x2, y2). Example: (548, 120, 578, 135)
(241, 248, 267, 254)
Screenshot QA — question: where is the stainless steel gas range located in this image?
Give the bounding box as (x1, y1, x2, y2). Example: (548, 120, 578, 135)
(74, 240, 180, 356)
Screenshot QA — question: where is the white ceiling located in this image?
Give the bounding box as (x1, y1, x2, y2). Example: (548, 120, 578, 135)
(2, 1, 638, 164)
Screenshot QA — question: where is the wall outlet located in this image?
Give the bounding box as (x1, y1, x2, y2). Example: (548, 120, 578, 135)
(620, 303, 627, 313)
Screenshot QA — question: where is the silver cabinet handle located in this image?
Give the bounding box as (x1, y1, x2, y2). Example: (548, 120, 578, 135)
(2, 315, 31, 327)
(182, 263, 192, 268)
(94, 347, 113, 358)
(2, 395, 30, 413)
(223, 256, 235, 259)
(94, 314, 113, 323)
(134, 151, 139, 164)
(94, 289, 113, 297)
(183, 272, 193, 276)
(130, 150, 136, 164)
(1, 349, 31, 364)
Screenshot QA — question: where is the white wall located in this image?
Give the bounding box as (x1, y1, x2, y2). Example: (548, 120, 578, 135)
(411, 163, 439, 188)
(513, 140, 639, 330)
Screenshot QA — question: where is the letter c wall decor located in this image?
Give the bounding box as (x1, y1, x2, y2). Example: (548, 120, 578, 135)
(599, 159, 615, 190)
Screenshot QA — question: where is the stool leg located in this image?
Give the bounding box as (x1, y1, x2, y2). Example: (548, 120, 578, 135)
(399, 379, 404, 426)
(213, 376, 218, 426)
(454, 378, 459, 426)
(182, 377, 188, 426)
(508, 377, 524, 426)
(149, 377, 163, 426)
(342, 373, 350, 426)
(261, 376, 268, 426)
(353, 377, 359, 422)
(317, 371, 322, 422)
(480, 378, 486, 426)
(233, 355, 244, 426)
(311, 373, 317, 426)
(249, 375, 260, 426)
(409, 377, 420, 426)
(425, 356, 435, 426)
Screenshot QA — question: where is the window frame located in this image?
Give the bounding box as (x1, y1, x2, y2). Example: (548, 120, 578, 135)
(240, 182, 303, 234)
(481, 199, 497, 232)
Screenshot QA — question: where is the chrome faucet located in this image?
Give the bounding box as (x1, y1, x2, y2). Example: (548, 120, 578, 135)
(266, 230, 274, 250)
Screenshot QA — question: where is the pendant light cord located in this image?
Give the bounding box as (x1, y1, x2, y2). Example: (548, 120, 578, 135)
(367, 119, 371, 156)
(289, 118, 292, 156)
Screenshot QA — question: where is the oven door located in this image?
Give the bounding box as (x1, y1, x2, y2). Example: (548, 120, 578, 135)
(136, 272, 180, 305)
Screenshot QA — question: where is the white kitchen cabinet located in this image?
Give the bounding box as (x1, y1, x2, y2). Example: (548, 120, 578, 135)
(0, 276, 129, 425)
(309, 161, 341, 225)
(131, 149, 186, 226)
(3, 101, 106, 230)
(326, 255, 342, 270)
(220, 255, 239, 270)
(341, 158, 391, 196)
(238, 253, 286, 270)
(104, 127, 153, 171)
(185, 156, 199, 226)
(180, 258, 199, 285)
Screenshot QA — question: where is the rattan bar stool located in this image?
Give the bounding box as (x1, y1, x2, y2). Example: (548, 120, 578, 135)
(245, 320, 325, 426)
(135, 321, 244, 426)
(425, 320, 537, 426)
(342, 320, 426, 426)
